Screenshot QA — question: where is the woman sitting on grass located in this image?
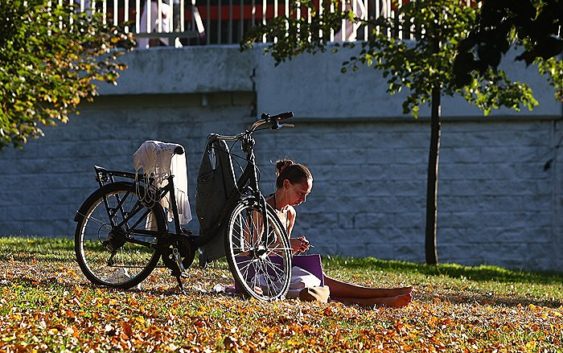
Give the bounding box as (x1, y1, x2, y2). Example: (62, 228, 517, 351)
(267, 159, 412, 308)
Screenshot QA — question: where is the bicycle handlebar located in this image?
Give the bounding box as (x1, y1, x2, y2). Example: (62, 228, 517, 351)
(251, 111, 294, 131)
(210, 112, 294, 142)
(262, 112, 294, 121)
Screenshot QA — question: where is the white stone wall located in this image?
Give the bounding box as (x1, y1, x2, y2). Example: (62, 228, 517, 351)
(0, 47, 560, 271)
(0, 93, 255, 237)
(253, 118, 560, 271)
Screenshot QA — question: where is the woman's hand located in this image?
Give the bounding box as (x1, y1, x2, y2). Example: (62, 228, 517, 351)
(291, 236, 311, 254)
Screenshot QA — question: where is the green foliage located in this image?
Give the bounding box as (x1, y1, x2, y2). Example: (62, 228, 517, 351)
(359, 0, 539, 117)
(0, 0, 134, 149)
(241, 0, 348, 63)
(455, 0, 562, 101)
(242, 0, 542, 118)
(536, 57, 563, 100)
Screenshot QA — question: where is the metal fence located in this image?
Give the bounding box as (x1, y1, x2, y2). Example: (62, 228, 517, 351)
(69, 0, 474, 48)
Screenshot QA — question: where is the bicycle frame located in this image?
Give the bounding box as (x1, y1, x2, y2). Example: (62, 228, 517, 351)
(92, 166, 180, 246)
(90, 111, 293, 250)
(201, 131, 273, 245)
(92, 158, 260, 251)
(75, 111, 294, 296)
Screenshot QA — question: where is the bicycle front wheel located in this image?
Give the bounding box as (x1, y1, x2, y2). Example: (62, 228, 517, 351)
(225, 200, 292, 301)
(74, 182, 166, 289)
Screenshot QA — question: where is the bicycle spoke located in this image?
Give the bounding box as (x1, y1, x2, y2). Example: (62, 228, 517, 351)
(77, 213, 110, 230)
(264, 262, 286, 293)
(251, 262, 260, 292)
(250, 209, 264, 248)
(258, 259, 277, 293)
(262, 258, 286, 279)
(227, 201, 292, 300)
(231, 214, 253, 253)
(257, 259, 283, 296)
(237, 258, 254, 278)
(241, 212, 255, 250)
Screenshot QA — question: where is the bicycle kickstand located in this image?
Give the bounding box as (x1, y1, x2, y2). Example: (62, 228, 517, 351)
(176, 276, 185, 293)
(167, 246, 187, 293)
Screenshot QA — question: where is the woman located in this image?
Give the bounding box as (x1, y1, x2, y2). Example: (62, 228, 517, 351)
(266, 159, 412, 308)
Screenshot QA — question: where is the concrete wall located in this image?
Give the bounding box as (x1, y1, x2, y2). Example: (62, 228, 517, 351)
(0, 46, 561, 271)
(267, 118, 561, 271)
(0, 92, 254, 237)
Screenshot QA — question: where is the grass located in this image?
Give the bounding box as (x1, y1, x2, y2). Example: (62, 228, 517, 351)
(1, 236, 562, 352)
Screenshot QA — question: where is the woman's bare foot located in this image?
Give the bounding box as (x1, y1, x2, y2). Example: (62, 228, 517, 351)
(369, 293, 412, 308)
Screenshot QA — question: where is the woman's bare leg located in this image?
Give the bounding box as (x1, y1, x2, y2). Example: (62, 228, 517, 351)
(323, 274, 412, 298)
(332, 293, 412, 308)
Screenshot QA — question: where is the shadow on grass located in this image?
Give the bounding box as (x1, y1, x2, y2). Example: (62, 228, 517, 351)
(3, 251, 562, 288)
(1, 267, 242, 302)
(322, 256, 563, 286)
(416, 290, 563, 309)
(3, 237, 561, 285)
(4, 274, 561, 309)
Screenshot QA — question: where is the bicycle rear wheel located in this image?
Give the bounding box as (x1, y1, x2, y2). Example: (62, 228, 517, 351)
(74, 182, 166, 289)
(225, 199, 292, 301)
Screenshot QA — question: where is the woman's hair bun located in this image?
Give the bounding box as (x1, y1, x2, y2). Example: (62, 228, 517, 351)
(275, 159, 294, 176)
(274, 159, 312, 188)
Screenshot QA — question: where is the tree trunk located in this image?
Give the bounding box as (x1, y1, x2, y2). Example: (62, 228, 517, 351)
(425, 85, 441, 265)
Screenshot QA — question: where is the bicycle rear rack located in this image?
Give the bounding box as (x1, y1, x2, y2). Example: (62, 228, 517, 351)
(94, 165, 139, 188)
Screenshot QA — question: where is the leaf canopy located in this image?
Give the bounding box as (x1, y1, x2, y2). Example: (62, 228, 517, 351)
(0, 0, 134, 149)
(242, 0, 543, 117)
(454, 0, 562, 102)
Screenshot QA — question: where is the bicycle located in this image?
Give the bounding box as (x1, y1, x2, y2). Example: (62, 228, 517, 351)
(73, 112, 295, 301)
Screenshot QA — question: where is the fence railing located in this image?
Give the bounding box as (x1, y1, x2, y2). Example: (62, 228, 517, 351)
(69, 0, 474, 48)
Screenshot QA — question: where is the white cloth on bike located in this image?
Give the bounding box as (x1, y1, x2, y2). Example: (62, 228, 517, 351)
(133, 140, 192, 224)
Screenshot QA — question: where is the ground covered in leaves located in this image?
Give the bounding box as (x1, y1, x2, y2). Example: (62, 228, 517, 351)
(0, 237, 561, 352)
